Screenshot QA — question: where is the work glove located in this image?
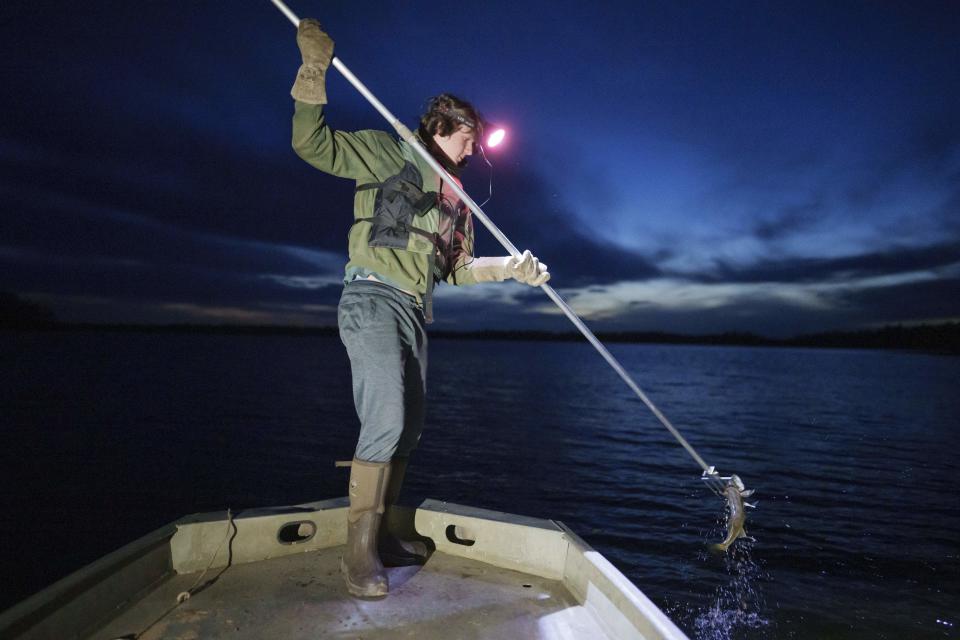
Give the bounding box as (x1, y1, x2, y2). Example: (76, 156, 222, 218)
(467, 250, 550, 286)
(291, 19, 334, 104)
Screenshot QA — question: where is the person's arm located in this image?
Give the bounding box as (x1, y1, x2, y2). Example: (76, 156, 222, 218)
(292, 102, 384, 179)
(462, 250, 550, 286)
(448, 217, 549, 287)
(289, 19, 383, 179)
(446, 212, 477, 285)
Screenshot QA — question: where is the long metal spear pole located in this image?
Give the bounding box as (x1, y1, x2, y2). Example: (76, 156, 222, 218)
(271, 0, 721, 479)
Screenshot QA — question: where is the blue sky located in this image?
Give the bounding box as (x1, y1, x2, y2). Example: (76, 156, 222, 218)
(1, 1, 958, 336)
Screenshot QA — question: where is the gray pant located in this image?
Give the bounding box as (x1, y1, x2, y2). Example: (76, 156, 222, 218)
(338, 280, 428, 463)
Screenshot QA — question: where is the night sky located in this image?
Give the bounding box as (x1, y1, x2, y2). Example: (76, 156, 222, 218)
(2, 1, 958, 337)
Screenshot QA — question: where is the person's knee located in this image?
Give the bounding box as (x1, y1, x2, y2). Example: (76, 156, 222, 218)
(355, 431, 400, 463)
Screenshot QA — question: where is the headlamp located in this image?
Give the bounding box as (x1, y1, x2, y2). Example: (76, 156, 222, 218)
(486, 128, 506, 148)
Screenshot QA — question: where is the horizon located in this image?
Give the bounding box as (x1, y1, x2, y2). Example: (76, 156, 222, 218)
(5, 291, 959, 351)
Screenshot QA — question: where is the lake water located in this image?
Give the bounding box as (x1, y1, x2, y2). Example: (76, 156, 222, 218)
(1, 331, 958, 639)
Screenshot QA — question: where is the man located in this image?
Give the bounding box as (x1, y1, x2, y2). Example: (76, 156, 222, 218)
(290, 19, 549, 598)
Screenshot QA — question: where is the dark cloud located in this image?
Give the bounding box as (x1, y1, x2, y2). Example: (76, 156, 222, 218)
(697, 240, 960, 285)
(936, 184, 960, 233)
(0, 3, 381, 256)
(752, 199, 825, 241)
(0, 105, 357, 255)
(3, 194, 312, 275)
(845, 114, 960, 212)
(1, 248, 342, 308)
(832, 277, 960, 323)
(566, 276, 960, 338)
(464, 163, 662, 286)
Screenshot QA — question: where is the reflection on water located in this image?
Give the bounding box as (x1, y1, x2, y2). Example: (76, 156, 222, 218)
(2, 332, 959, 638)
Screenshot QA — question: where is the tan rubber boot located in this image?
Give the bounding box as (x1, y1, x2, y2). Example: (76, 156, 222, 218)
(341, 458, 390, 598)
(379, 456, 429, 566)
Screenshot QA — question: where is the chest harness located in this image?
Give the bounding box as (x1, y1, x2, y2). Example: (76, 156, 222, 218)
(352, 145, 464, 323)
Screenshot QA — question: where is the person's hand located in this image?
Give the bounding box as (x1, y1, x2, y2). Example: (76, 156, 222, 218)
(467, 250, 550, 286)
(291, 19, 334, 104)
(297, 19, 334, 67)
(507, 250, 550, 286)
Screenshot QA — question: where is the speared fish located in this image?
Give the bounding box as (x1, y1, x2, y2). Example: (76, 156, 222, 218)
(709, 474, 756, 553)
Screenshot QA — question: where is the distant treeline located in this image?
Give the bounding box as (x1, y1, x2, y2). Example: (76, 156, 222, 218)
(0, 291, 57, 328)
(2, 291, 958, 353)
(430, 324, 960, 354)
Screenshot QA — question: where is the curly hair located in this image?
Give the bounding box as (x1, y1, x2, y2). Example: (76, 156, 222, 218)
(419, 94, 484, 140)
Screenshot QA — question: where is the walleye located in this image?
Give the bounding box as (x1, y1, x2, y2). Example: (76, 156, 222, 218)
(709, 474, 756, 553)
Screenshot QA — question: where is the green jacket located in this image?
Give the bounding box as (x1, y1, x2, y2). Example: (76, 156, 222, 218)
(292, 100, 479, 302)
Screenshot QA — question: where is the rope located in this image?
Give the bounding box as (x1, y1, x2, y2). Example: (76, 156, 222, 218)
(176, 508, 235, 602)
(112, 509, 236, 640)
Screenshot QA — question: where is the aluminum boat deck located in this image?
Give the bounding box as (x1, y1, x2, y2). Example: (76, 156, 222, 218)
(1, 499, 689, 640)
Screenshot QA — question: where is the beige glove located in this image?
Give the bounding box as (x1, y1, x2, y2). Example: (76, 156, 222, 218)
(467, 250, 550, 286)
(291, 19, 334, 104)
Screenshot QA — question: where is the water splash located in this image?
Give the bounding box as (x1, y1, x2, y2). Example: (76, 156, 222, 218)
(694, 537, 772, 639)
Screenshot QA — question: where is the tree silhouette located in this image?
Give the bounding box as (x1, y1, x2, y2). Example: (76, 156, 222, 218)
(0, 292, 58, 328)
